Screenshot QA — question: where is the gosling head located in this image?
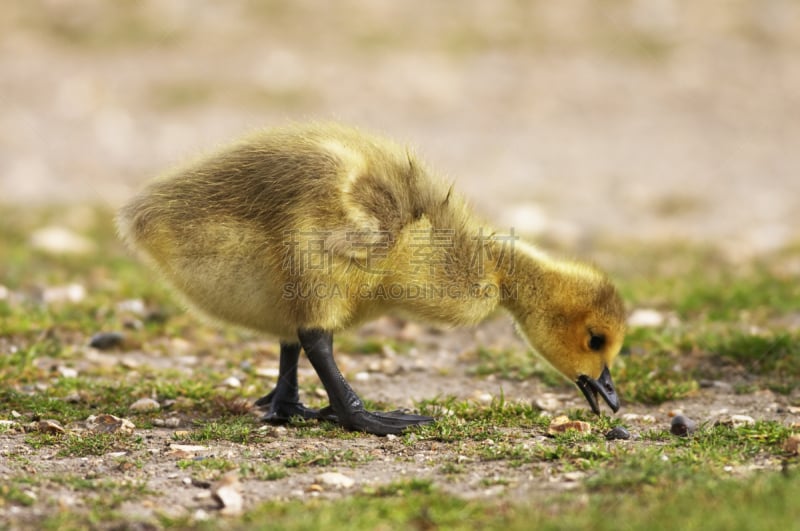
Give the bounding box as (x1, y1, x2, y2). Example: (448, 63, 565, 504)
(514, 263, 626, 414)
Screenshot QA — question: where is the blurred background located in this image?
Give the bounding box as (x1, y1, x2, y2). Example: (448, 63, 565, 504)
(1, 0, 798, 258)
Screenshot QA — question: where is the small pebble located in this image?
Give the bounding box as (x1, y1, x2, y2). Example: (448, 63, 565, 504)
(85, 414, 136, 435)
(119, 357, 140, 369)
(89, 332, 125, 350)
(130, 398, 161, 412)
(122, 318, 143, 330)
(63, 392, 82, 403)
(35, 419, 66, 434)
(730, 414, 755, 427)
(58, 366, 78, 378)
(533, 394, 561, 412)
(168, 444, 208, 456)
(605, 426, 631, 440)
(627, 308, 665, 327)
(41, 284, 87, 304)
(117, 298, 147, 316)
(670, 415, 697, 436)
(255, 367, 280, 378)
(715, 414, 755, 428)
(699, 380, 733, 391)
(212, 472, 243, 515)
(471, 391, 493, 404)
(221, 376, 241, 389)
(782, 434, 800, 455)
(30, 226, 94, 255)
(548, 415, 591, 435)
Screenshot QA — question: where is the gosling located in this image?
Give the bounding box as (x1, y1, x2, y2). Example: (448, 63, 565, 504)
(117, 123, 626, 435)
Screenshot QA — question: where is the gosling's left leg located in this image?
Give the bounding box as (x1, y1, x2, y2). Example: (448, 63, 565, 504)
(256, 341, 329, 423)
(298, 328, 434, 436)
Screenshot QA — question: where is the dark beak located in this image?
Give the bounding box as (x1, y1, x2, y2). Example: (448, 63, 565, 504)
(576, 366, 620, 414)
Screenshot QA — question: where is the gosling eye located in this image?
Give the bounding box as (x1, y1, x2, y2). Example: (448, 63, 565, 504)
(588, 333, 606, 352)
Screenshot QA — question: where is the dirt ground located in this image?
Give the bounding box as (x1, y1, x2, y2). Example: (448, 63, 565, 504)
(1, 0, 800, 527)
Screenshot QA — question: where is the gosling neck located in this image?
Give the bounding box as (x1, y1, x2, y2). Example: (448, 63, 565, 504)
(493, 238, 550, 322)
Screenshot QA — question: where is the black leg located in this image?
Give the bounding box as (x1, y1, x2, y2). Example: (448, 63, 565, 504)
(256, 341, 332, 423)
(297, 328, 434, 436)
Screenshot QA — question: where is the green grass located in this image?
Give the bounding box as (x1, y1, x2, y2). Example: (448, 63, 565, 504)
(219, 471, 800, 531)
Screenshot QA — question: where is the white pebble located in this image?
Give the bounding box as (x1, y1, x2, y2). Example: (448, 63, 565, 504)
(534, 395, 560, 411)
(472, 391, 493, 404)
(168, 444, 209, 454)
(222, 376, 241, 388)
(316, 472, 355, 489)
(255, 367, 280, 378)
(58, 366, 78, 378)
(129, 398, 161, 412)
(730, 414, 755, 427)
(30, 226, 95, 255)
(85, 414, 135, 435)
(116, 299, 147, 316)
(627, 308, 665, 327)
(212, 473, 243, 515)
(42, 284, 87, 304)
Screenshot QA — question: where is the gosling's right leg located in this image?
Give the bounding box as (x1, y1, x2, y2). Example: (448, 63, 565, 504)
(256, 341, 331, 423)
(298, 328, 434, 436)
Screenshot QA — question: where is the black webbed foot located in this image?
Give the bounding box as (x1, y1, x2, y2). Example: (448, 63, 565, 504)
(338, 409, 434, 435)
(298, 328, 435, 436)
(255, 341, 332, 424)
(257, 391, 325, 423)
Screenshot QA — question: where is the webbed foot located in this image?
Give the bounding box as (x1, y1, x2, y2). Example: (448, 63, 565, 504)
(298, 328, 436, 436)
(255, 341, 339, 424)
(338, 409, 434, 435)
(255, 389, 326, 423)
